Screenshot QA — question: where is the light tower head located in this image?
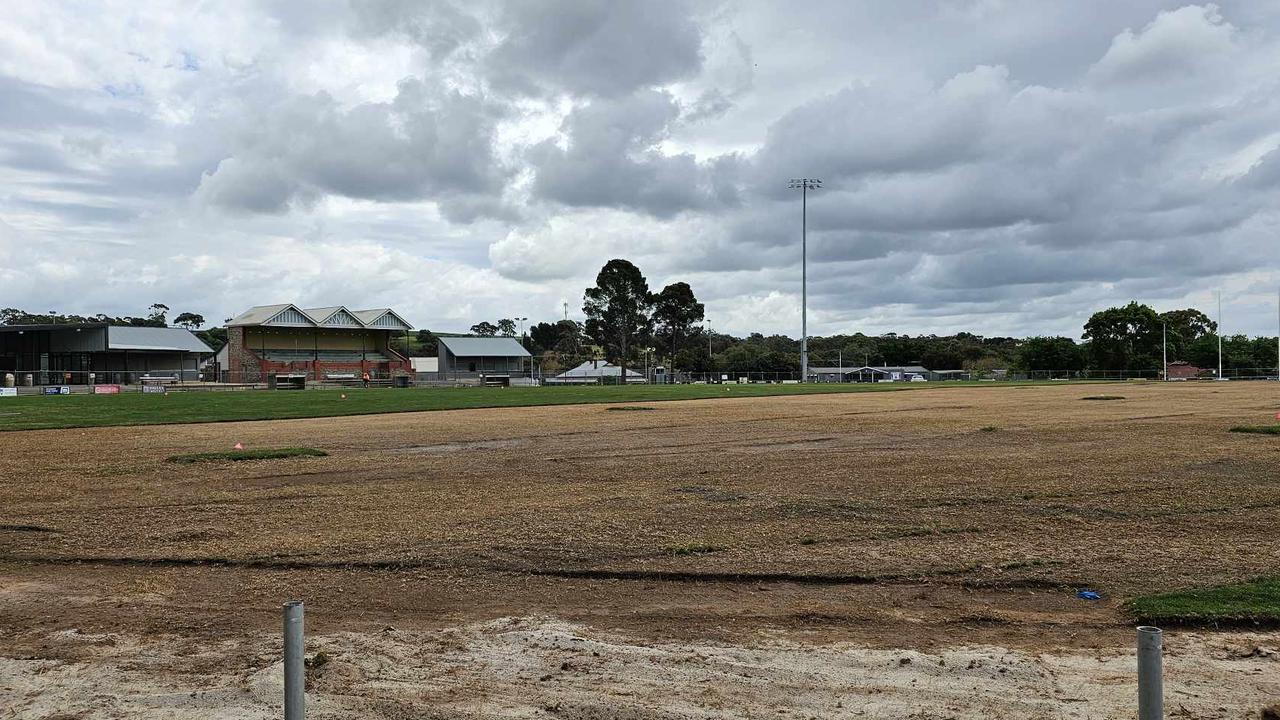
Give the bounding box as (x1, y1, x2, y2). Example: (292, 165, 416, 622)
(788, 178, 823, 190)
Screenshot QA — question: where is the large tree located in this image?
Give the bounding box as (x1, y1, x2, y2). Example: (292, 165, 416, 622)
(173, 312, 204, 329)
(1156, 308, 1216, 363)
(652, 281, 704, 371)
(414, 329, 439, 355)
(496, 318, 518, 337)
(1014, 336, 1085, 372)
(1083, 301, 1161, 372)
(583, 259, 654, 383)
(469, 321, 498, 337)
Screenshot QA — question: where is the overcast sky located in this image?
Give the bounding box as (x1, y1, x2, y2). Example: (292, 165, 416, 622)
(2, 1, 1279, 338)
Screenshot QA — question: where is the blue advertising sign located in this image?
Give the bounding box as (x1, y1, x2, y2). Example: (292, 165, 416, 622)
(43, 386, 71, 395)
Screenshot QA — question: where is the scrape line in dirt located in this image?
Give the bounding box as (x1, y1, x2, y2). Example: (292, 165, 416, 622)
(0, 555, 1078, 592)
(0, 524, 62, 534)
(526, 568, 881, 585)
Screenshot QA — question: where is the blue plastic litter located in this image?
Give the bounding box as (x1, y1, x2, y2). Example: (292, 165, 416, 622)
(1076, 590, 1101, 601)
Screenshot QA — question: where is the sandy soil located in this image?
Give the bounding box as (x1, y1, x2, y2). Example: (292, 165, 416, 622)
(2, 382, 1279, 717)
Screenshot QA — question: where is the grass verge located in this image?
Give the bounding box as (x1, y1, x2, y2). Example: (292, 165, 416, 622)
(1229, 425, 1280, 435)
(0, 380, 1115, 432)
(1127, 577, 1280, 627)
(167, 447, 329, 464)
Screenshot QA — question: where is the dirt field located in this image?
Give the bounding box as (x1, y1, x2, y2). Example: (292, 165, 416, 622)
(2, 382, 1278, 718)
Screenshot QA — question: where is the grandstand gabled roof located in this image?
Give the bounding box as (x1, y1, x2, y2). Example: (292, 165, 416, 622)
(226, 304, 413, 330)
(226, 304, 315, 327)
(351, 308, 413, 331)
(303, 306, 365, 327)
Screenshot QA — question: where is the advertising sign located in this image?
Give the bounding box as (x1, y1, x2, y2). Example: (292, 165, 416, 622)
(92, 384, 121, 395)
(142, 384, 167, 394)
(43, 386, 71, 395)
(0, 388, 16, 398)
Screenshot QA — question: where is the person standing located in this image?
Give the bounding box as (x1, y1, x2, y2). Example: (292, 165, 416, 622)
(361, 370, 371, 388)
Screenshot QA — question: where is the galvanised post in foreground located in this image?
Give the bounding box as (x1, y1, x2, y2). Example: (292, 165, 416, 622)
(283, 600, 305, 720)
(1137, 626, 1163, 720)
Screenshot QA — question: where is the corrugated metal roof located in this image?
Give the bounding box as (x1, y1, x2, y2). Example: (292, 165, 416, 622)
(301, 306, 344, 323)
(437, 336, 531, 357)
(107, 326, 214, 353)
(556, 361, 644, 378)
(226, 304, 300, 326)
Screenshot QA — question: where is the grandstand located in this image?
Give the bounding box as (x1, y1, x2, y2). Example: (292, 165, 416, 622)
(223, 304, 413, 382)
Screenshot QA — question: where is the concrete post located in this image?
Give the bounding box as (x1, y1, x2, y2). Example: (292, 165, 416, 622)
(283, 600, 305, 720)
(1137, 626, 1163, 720)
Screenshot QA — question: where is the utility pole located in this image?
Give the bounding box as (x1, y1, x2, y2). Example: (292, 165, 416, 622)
(1162, 322, 1167, 381)
(563, 302, 568, 322)
(789, 178, 822, 383)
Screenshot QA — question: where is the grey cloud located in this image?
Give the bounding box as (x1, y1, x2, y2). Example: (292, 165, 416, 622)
(195, 79, 507, 216)
(529, 90, 732, 217)
(347, 0, 483, 60)
(486, 0, 704, 97)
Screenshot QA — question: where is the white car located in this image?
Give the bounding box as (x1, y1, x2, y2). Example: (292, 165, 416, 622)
(908, 373, 928, 382)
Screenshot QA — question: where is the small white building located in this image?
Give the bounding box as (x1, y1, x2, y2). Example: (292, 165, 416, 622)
(410, 357, 438, 374)
(548, 360, 648, 384)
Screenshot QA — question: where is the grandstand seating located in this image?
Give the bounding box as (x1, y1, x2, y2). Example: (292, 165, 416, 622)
(259, 350, 392, 362)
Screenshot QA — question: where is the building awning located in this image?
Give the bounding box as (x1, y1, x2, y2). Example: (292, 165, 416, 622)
(107, 326, 214, 353)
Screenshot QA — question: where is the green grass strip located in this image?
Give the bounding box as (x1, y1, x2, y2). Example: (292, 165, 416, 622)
(166, 447, 328, 464)
(1229, 424, 1280, 435)
(0, 380, 1117, 432)
(1127, 577, 1280, 627)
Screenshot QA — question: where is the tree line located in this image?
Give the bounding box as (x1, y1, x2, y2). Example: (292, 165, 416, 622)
(435, 276, 1279, 376)
(7, 285, 1276, 376)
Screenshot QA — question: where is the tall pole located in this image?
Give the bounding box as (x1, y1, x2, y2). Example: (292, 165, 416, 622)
(1276, 287, 1279, 381)
(1217, 290, 1223, 380)
(1162, 322, 1167, 381)
(517, 317, 527, 378)
(789, 179, 822, 383)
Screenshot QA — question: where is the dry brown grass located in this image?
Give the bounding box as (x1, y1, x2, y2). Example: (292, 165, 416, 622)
(1, 382, 1277, 648)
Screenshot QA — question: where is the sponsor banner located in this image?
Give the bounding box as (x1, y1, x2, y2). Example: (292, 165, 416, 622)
(43, 386, 71, 395)
(93, 384, 121, 395)
(142, 384, 167, 394)
(0, 387, 16, 397)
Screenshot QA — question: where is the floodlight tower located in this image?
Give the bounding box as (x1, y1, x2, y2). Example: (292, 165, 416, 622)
(1217, 291, 1223, 380)
(789, 178, 822, 383)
